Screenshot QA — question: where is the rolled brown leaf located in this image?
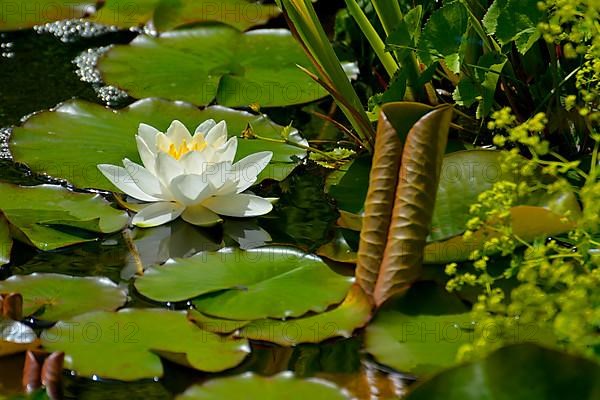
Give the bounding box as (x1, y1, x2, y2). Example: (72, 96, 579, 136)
(41, 351, 65, 400)
(1, 292, 23, 320)
(374, 106, 453, 306)
(22, 350, 44, 394)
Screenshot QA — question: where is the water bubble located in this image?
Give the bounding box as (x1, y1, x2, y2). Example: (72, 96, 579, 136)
(34, 19, 118, 43)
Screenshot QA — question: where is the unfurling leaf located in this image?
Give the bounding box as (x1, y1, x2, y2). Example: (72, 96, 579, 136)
(363, 105, 453, 307)
(356, 103, 434, 299)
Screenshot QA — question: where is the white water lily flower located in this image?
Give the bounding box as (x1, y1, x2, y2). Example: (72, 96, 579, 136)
(98, 120, 274, 228)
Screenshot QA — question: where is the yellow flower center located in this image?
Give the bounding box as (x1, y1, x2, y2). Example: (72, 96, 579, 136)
(160, 138, 207, 160)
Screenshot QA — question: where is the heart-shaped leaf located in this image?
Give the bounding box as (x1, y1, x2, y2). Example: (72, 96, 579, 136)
(0, 274, 128, 321)
(405, 343, 600, 399)
(96, 26, 328, 107)
(0, 183, 128, 250)
(9, 99, 306, 191)
(177, 373, 350, 400)
(41, 308, 250, 381)
(135, 247, 354, 320)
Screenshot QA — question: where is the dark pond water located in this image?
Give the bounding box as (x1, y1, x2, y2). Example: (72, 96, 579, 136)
(0, 13, 411, 400)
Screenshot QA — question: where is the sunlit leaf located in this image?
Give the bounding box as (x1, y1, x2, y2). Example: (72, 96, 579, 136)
(418, 2, 468, 73)
(0, 273, 127, 321)
(405, 344, 600, 399)
(373, 106, 453, 306)
(176, 373, 351, 400)
(356, 102, 432, 298)
(237, 285, 372, 346)
(0, 183, 128, 251)
(97, 26, 328, 107)
(10, 99, 306, 191)
(41, 309, 250, 381)
(135, 247, 354, 320)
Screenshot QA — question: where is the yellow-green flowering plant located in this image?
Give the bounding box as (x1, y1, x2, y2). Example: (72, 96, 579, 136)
(98, 120, 274, 228)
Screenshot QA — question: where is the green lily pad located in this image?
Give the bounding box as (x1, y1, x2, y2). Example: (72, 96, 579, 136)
(237, 285, 372, 346)
(405, 343, 600, 399)
(41, 308, 250, 381)
(0, 215, 11, 266)
(9, 98, 306, 191)
(365, 283, 474, 375)
(0, 273, 128, 321)
(0, 183, 128, 250)
(176, 373, 351, 400)
(0, 1, 94, 31)
(135, 247, 354, 320)
(89, 0, 280, 31)
(97, 26, 328, 107)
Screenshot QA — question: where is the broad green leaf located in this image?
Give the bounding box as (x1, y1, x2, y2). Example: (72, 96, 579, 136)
(365, 283, 472, 375)
(0, 319, 39, 357)
(0, 273, 127, 321)
(176, 373, 351, 400)
(237, 285, 372, 346)
(97, 26, 327, 107)
(41, 309, 249, 381)
(405, 344, 600, 399)
(425, 205, 577, 263)
(418, 2, 468, 73)
(0, 183, 128, 251)
(317, 230, 357, 264)
(355, 102, 432, 298)
(0, 214, 11, 266)
(482, 0, 543, 54)
(328, 156, 371, 214)
(135, 247, 354, 320)
(89, 0, 280, 31)
(10, 99, 306, 191)
(0, 1, 94, 31)
(373, 106, 453, 306)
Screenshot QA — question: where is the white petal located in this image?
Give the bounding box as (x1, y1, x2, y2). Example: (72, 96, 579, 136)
(155, 152, 184, 187)
(138, 123, 160, 148)
(180, 151, 208, 175)
(135, 136, 157, 174)
(232, 151, 273, 192)
(132, 202, 185, 228)
(215, 136, 238, 164)
(122, 159, 164, 198)
(156, 132, 172, 152)
(170, 174, 215, 205)
(194, 119, 217, 138)
(166, 120, 192, 144)
(97, 164, 160, 202)
(181, 204, 223, 227)
(205, 121, 228, 147)
(204, 161, 233, 190)
(203, 194, 273, 217)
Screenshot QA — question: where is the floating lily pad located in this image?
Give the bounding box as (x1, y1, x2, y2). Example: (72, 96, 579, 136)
(365, 283, 474, 375)
(0, 319, 39, 357)
(41, 308, 250, 381)
(97, 26, 328, 107)
(135, 247, 354, 320)
(405, 343, 600, 399)
(89, 0, 280, 31)
(237, 285, 372, 346)
(176, 373, 351, 400)
(0, 183, 128, 251)
(10, 99, 306, 191)
(0, 1, 94, 31)
(0, 274, 127, 321)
